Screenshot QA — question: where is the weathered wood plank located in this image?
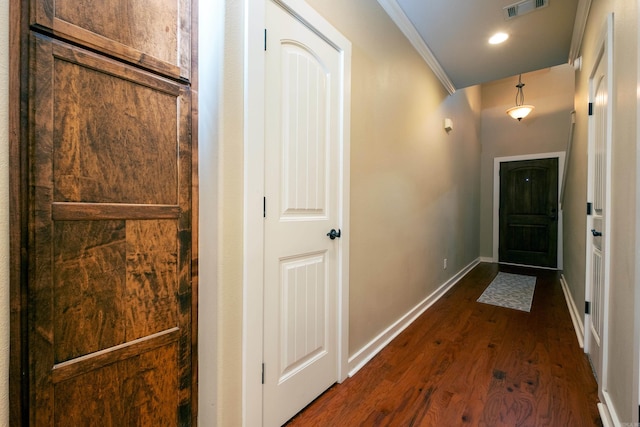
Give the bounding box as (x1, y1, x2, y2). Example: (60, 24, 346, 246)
(32, 0, 191, 80)
(9, 0, 30, 423)
(26, 34, 194, 426)
(53, 220, 127, 362)
(54, 343, 179, 426)
(51, 44, 182, 205)
(52, 328, 180, 383)
(31, 33, 56, 424)
(52, 202, 181, 220)
(125, 220, 179, 341)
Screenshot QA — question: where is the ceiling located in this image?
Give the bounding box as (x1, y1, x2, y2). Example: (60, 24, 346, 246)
(380, 0, 581, 91)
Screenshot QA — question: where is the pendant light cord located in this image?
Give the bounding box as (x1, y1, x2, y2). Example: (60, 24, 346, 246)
(515, 74, 525, 107)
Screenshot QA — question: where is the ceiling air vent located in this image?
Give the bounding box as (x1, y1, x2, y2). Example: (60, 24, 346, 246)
(503, 0, 549, 20)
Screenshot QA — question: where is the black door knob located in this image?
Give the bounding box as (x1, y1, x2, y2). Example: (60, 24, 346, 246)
(591, 229, 602, 237)
(327, 229, 341, 240)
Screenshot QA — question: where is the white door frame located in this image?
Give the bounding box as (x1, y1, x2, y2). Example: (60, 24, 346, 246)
(243, 2, 351, 425)
(492, 151, 566, 269)
(636, 5, 640, 423)
(585, 13, 614, 423)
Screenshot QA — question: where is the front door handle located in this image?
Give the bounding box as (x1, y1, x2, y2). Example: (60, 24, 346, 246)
(327, 229, 341, 240)
(591, 229, 602, 237)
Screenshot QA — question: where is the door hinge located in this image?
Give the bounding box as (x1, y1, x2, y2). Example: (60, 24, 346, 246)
(261, 363, 265, 384)
(588, 102, 593, 116)
(587, 202, 592, 215)
(263, 197, 266, 218)
(585, 301, 591, 315)
(264, 29, 267, 51)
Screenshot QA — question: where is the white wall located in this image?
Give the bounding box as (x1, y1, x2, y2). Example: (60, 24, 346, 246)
(197, 0, 223, 424)
(1, 0, 10, 424)
(199, 0, 245, 425)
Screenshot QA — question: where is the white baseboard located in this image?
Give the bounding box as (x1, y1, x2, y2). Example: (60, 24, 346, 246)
(598, 402, 614, 427)
(559, 274, 584, 348)
(479, 256, 495, 263)
(599, 390, 623, 427)
(347, 258, 481, 377)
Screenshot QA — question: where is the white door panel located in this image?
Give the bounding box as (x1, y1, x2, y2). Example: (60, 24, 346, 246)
(263, 1, 343, 425)
(586, 21, 611, 396)
(280, 43, 329, 218)
(588, 56, 606, 382)
(279, 252, 327, 379)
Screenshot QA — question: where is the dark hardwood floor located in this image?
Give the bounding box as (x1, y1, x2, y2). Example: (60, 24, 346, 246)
(286, 263, 602, 426)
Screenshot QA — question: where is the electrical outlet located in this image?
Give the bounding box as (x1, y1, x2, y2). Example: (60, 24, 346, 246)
(443, 258, 447, 269)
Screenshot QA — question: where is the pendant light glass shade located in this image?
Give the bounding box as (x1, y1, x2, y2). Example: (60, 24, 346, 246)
(506, 74, 534, 121)
(506, 104, 534, 120)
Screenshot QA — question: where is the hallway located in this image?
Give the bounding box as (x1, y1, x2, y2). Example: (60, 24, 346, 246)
(286, 263, 601, 426)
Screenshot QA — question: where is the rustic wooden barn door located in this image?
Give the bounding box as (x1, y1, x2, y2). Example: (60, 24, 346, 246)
(12, 0, 197, 425)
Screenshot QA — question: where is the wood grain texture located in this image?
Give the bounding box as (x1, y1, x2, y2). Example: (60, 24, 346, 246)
(52, 328, 180, 384)
(30, 33, 57, 423)
(14, 0, 197, 422)
(51, 44, 181, 205)
(54, 343, 179, 426)
(189, 2, 199, 421)
(286, 263, 602, 427)
(53, 220, 127, 362)
(9, 0, 30, 423)
(125, 220, 179, 340)
(24, 33, 194, 426)
(32, 0, 191, 80)
(52, 219, 178, 362)
(52, 202, 181, 220)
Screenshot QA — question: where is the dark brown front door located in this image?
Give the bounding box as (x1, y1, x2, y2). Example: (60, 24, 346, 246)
(499, 158, 558, 268)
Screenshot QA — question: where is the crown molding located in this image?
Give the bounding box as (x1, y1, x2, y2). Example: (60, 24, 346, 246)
(376, 0, 456, 95)
(568, 0, 592, 65)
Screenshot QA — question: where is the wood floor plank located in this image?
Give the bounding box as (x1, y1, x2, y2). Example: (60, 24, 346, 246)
(285, 263, 602, 427)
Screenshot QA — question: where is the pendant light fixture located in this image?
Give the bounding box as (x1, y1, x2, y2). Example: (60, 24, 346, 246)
(506, 74, 534, 121)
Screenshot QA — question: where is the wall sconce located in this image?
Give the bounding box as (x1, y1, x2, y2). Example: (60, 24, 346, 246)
(444, 118, 453, 132)
(506, 74, 534, 121)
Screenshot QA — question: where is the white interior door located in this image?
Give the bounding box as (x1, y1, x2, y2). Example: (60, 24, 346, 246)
(263, 1, 345, 425)
(586, 30, 611, 394)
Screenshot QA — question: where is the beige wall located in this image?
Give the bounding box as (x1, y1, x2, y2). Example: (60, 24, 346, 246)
(564, 0, 639, 422)
(207, 0, 482, 424)
(1, 0, 10, 424)
(479, 65, 575, 259)
(305, 0, 482, 355)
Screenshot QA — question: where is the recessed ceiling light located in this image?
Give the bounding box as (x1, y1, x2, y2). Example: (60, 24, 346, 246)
(489, 32, 509, 44)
